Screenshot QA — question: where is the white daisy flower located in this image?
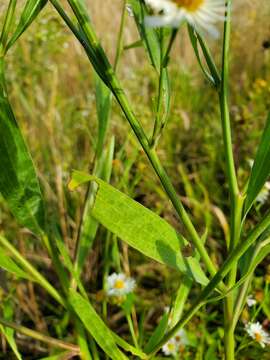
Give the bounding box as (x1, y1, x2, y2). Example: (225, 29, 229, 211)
(246, 295, 256, 307)
(245, 322, 270, 348)
(256, 182, 270, 204)
(174, 328, 189, 346)
(106, 272, 135, 297)
(144, 0, 226, 37)
(162, 338, 178, 356)
(126, 4, 134, 17)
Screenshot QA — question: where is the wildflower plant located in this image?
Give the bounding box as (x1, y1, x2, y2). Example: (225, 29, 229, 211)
(0, 0, 270, 360)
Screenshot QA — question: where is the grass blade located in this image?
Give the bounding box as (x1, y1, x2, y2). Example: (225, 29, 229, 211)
(6, 0, 48, 51)
(69, 289, 129, 360)
(245, 112, 270, 213)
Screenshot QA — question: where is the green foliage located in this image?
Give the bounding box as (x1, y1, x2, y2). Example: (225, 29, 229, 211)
(7, 0, 48, 51)
(0, 59, 45, 234)
(245, 112, 270, 213)
(69, 171, 209, 286)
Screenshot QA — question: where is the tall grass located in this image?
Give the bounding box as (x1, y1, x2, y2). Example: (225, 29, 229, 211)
(0, 1, 270, 359)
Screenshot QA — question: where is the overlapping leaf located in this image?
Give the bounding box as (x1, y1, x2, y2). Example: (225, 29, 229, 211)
(69, 171, 209, 286)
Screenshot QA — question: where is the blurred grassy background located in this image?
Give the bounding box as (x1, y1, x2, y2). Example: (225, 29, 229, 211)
(0, 0, 270, 358)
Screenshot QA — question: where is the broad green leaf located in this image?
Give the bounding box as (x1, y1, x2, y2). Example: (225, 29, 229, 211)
(0, 247, 31, 279)
(6, 0, 48, 51)
(69, 289, 129, 360)
(0, 59, 45, 234)
(129, 0, 161, 71)
(69, 171, 209, 286)
(144, 312, 168, 353)
(245, 112, 270, 213)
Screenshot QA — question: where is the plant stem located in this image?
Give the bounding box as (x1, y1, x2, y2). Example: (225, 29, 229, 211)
(147, 210, 270, 356)
(126, 313, 139, 349)
(0, 318, 80, 353)
(56, 0, 224, 288)
(219, 1, 239, 358)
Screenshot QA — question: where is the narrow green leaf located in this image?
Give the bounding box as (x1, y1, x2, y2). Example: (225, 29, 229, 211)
(129, 0, 161, 71)
(144, 312, 168, 353)
(0, 300, 22, 360)
(6, 0, 48, 51)
(0, 59, 45, 234)
(95, 75, 112, 158)
(245, 112, 270, 213)
(69, 289, 129, 360)
(69, 171, 209, 286)
(0, 248, 31, 279)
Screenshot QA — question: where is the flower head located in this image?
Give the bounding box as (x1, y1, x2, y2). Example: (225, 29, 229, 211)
(256, 182, 270, 204)
(174, 328, 189, 346)
(144, 0, 226, 37)
(245, 322, 270, 348)
(162, 338, 178, 356)
(246, 295, 256, 307)
(106, 273, 135, 297)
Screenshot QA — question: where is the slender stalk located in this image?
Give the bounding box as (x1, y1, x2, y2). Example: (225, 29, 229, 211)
(219, 0, 238, 200)
(0, 318, 80, 352)
(147, 210, 270, 356)
(113, 0, 127, 71)
(232, 238, 270, 330)
(126, 313, 139, 349)
(0, 236, 65, 307)
(219, 1, 239, 358)
(150, 29, 166, 147)
(55, 0, 225, 288)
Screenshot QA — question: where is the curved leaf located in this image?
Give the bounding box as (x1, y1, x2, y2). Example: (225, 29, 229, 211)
(69, 171, 209, 286)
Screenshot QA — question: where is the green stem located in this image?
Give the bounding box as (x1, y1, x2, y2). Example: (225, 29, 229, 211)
(0, 317, 80, 352)
(0, 236, 65, 307)
(219, 0, 238, 199)
(56, 0, 224, 289)
(219, 2, 238, 358)
(126, 313, 139, 349)
(147, 210, 270, 356)
(113, 0, 127, 71)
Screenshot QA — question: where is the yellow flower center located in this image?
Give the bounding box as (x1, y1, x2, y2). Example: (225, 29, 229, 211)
(172, 0, 204, 11)
(167, 343, 175, 351)
(255, 332, 262, 342)
(114, 279, 125, 289)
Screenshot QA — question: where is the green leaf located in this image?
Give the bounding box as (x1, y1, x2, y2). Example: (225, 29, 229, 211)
(144, 312, 168, 353)
(7, 0, 48, 51)
(69, 171, 209, 286)
(245, 112, 270, 213)
(0, 59, 45, 234)
(0, 300, 23, 360)
(95, 74, 112, 158)
(0, 248, 31, 279)
(69, 289, 129, 360)
(129, 0, 161, 71)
